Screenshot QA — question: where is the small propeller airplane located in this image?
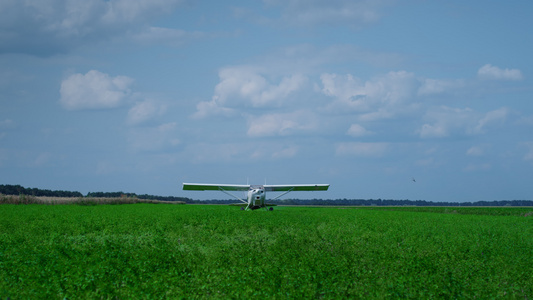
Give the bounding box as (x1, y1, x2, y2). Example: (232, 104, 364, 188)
(183, 183, 329, 211)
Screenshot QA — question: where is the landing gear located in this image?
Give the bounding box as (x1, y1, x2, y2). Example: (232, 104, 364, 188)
(240, 205, 274, 211)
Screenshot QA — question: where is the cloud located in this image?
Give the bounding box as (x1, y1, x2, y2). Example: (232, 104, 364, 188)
(127, 100, 167, 125)
(247, 110, 318, 137)
(128, 122, 179, 152)
(271, 146, 299, 159)
(418, 123, 448, 138)
(418, 106, 474, 138)
(60, 70, 133, 110)
(320, 71, 420, 119)
(260, 0, 392, 28)
(418, 106, 508, 138)
(477, 64, 523, 81)
(186, 141, 303, 163)
(417, 78, 465, 96)
(131, 27, 205, 47)
(347, 124, 373, 137)
(194, 66, 307, 119)
(471, 107, 508, 134)
(192, 100, 236, 119)
(320, 73, 366, 109)
(466, 146, 484, 156)
(214, 67, 307, 107)
(336, 142, 388, 156)
(0, 0, 185, 55)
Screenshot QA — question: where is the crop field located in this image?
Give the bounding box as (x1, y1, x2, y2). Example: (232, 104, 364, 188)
(0, 204, 531, 299)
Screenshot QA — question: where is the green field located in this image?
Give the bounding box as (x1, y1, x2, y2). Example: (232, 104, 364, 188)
(0, 204, 531, 299)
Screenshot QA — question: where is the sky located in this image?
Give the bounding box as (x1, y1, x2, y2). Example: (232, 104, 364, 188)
(1, 0, 533, 202)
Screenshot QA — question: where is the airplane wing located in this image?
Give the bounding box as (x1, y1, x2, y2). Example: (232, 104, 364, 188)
(183, 183, 250, 191)
(263, 184, 329, 192)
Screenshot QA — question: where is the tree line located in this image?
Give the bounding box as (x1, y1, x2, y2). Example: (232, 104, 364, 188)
(2, 184, 532, 206)
(0, 185, 190, 202)
(188, 198, 533, 206)
(0, 184, 83, 198)
(268, 198, 533, 207)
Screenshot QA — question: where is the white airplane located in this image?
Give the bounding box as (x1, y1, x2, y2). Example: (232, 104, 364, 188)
(183, 183, 329, 210)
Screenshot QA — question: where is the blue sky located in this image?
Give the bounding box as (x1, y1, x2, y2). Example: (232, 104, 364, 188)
(1, 0, 532, 202)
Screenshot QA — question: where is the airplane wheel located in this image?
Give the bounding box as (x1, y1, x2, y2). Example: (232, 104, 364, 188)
(269, 207, 273, 211)
(240, 207, 244, 210)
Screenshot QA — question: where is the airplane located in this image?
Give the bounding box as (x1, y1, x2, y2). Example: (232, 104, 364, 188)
(182, 183, 329, 211)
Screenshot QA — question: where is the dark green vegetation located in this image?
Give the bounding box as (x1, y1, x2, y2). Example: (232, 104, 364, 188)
(3, 184, 533, 206)
(1, 205, 532, 298)
(0, 185, 189, 203)
(0, 184, 83, 198)
(272, 198, 533, 207)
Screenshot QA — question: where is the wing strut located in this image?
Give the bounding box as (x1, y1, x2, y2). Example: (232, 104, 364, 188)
(218, 187, 247, 204)
(270, 187, 295, 201)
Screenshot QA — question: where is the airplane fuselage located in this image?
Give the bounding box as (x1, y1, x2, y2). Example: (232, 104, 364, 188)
(247, 185, 266, 209)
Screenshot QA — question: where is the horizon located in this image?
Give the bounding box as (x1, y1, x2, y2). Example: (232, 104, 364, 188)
(3, 184, 533, 204)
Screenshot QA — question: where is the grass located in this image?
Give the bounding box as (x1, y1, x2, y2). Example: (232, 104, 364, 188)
(361, 206, 533, 217)
(0, 205, 531, 298)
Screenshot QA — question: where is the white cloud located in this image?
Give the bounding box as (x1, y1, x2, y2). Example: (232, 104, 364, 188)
(132, 27, 205, 46)
(418, 106, 474, 138)
(418, 106, 509, 138)
(127, 100, 166, 125)
(321, 73, 366, 109)
(0, 0, 185, 55)
(101, 0, 183, 23)
(60, 70, 133, 110)
(128, 122, 179, 152)
(466, 146, 484, 156)
(250, 145, 299, 159)
(417, 78, 465, 96)
(213, 67, 307, 107)
(477, 64, 523, 81)
(320, 71, 419, 117)
(471, 107, 508, 134)
(261, 0, 391, 28)
(336, 142, 388, 157)
(347, 124, 373, 137)
(418, 123, 448, 138)
(194, 66, 307, 119)
(192, 99, 235, 119)
(247, 110, 318, 137)
(186, 141, 301, 163)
